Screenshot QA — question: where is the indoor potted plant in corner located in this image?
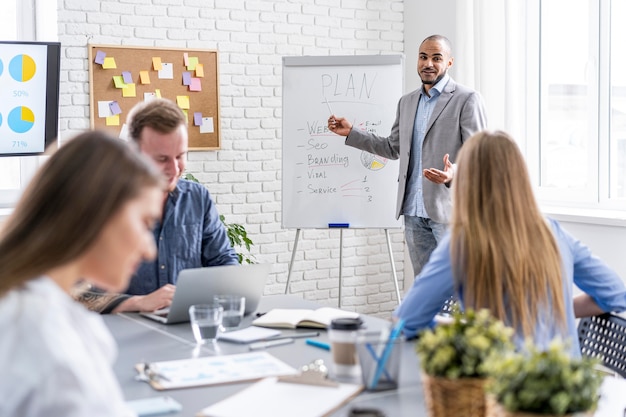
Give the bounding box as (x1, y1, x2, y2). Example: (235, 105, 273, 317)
(485, 339, 603, 417)
(416, 308, 515, 417)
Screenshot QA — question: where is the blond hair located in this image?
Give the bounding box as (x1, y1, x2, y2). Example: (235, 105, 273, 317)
(450, 130, 566, 337)
(0, 130, 163, 296)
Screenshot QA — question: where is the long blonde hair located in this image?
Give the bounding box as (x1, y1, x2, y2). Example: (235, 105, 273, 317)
(450, 130, 566, 337)
(0, 130, 163, 297)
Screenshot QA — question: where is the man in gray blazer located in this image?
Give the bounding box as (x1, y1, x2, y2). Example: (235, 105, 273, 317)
(328, 35, 487, 276)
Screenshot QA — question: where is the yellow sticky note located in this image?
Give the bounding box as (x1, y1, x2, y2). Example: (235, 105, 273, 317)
(177, 95, 190, 109)
(139, 70, 151, 84)
(195, 63, 204, 78)
(182, 109, 189, 125)
(152, 57, 162, 71)
(187, 57, 198, 71)
(155, 89, 162, 98)
(106, 114, 120, 126)
(112, 75, 126, 89)
(122, 83, 136, 97)
(103, 57, 117, 69)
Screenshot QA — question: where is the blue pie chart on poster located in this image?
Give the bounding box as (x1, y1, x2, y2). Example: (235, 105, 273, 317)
(8, 106, 35, 133)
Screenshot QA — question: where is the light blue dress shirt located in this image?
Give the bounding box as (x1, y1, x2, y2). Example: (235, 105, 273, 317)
(394, 218, 626, 356)
(126, 179, 239, 295)
(402, 74, 450, 217)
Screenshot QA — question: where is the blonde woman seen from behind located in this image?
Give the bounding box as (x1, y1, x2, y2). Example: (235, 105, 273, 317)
(0, 131, 164, 417)
(394, 130, 626, 355)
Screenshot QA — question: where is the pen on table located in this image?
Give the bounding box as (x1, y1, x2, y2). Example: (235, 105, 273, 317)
(263, 331, 320, 342)
(143, 362, 170, 382)
(305, 339, 331, 351)
(249, 338, 295, 350)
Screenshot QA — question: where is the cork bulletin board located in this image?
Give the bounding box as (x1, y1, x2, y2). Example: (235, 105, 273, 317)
(88, 44, 221, 149)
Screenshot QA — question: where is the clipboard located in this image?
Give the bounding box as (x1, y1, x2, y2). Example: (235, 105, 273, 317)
(196, 376, 363, 417)
(135, 351, 298, 390)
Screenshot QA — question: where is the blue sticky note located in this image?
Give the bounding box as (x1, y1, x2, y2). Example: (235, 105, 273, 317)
(193, 112, 202, 126)
(122, 71, 133, 84)
(95, 50, 106, 65)
(109, 101, 122, 115)
(182, 71, 192, 86)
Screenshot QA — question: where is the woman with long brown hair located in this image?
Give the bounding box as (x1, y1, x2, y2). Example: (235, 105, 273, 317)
(395, 130, 626, 354)
(0, 130, 164, 416)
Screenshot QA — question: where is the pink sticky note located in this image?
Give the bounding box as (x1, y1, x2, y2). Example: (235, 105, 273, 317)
(189, 78, 202, 92)
(194, 112, 202, 126)
(95, 50, 106, 65)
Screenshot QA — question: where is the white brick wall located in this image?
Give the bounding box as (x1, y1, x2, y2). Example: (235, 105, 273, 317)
(57, 0, 406, 319)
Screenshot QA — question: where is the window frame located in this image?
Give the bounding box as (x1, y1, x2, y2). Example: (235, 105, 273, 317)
(529, 0, 626, 217)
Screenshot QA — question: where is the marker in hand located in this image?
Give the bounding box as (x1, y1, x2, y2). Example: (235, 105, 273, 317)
(324, 96, 335, 122)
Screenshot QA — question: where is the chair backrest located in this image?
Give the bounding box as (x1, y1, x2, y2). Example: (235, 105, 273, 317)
(577, 313, 626, 378)
(439, 296, 459, 316)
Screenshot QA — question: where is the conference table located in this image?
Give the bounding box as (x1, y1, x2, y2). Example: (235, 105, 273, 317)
(105, 295, 427, 417)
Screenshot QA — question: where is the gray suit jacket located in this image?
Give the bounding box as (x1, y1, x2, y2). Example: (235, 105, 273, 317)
(345, 77, 487, 223)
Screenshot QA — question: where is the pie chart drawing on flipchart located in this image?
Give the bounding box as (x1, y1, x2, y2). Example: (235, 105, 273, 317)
(8, 106, 35, 133)
(360, 151, 388, 171)
(9, 54, 36, 82)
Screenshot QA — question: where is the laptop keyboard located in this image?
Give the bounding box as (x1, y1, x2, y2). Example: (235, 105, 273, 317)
(152, 307, 170, 317)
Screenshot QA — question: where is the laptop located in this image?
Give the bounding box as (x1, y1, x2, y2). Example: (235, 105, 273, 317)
(140, 263, 271, 324)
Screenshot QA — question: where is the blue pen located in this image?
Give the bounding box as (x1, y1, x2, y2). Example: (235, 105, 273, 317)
(305, 339, 331, 351)
(328, 223, 350, 228)
(371, 319, 405, 389)
(365, 343, 391, 381)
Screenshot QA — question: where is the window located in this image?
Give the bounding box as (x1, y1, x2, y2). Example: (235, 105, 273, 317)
(534, 0, 626, 211)
(609, 0, 626, 201)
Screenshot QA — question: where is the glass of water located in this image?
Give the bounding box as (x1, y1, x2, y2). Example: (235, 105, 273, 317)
(189, 304, 223, 345)
(213, 295, 245, 331)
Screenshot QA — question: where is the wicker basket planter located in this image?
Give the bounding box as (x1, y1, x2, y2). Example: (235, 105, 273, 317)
(486, 399, 594, 417)
(422, 373, 488, 417)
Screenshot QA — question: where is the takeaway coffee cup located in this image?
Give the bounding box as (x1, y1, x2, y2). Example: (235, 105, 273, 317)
(328, 317, 363, 381)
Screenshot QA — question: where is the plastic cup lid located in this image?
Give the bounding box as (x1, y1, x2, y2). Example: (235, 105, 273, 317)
(330, 317, 363, 330)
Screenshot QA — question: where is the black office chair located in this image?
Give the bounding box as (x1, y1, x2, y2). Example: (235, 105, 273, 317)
(577, 313, 626, 378)
(438, 296, 459, 316)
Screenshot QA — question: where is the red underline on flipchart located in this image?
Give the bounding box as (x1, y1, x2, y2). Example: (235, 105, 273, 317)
(342, 188, 362, 191)
(341, 179, 361, 187)
(308, 164, 346, 168)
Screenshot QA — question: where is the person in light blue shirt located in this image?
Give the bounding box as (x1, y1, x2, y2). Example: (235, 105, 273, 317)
(394, 130, 626, 356)
(74, 99, 239, 313)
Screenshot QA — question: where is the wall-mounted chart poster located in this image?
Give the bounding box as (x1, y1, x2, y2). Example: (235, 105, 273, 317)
(0, 41, 60, 156)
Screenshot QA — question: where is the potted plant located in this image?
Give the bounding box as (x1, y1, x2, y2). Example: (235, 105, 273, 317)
(416, 308, 514, 417)
(181, 172, 255, 264)
(486, 339, 603, 417)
